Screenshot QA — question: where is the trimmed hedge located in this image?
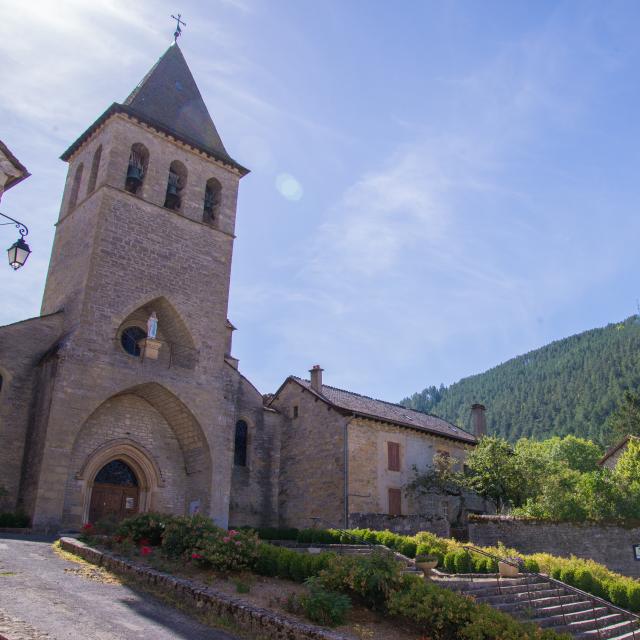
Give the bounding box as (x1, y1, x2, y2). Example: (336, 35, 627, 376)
(0, 511, 29, 528)
(250, 526, 640, 612)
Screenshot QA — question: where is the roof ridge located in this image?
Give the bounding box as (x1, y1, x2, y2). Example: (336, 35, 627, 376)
(293, 376, 459, 424)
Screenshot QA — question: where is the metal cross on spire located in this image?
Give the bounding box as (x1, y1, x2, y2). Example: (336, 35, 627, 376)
(171, 13, 186, 42)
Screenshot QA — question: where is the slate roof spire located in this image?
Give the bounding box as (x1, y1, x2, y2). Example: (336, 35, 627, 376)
(61, 43, 248, 174)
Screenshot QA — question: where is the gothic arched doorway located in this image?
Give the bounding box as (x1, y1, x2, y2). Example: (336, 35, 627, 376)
(88, 459, 140, 524)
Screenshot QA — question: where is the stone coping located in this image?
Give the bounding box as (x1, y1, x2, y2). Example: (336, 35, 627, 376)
(59, 537, 350, 640)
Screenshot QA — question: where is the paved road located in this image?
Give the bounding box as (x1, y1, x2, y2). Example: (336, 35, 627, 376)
(0, 534, 241, 640)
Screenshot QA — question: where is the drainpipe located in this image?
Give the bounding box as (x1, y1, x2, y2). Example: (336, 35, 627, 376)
(344, 418, 350, 529)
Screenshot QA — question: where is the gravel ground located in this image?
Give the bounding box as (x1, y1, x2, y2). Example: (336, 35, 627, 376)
(0, 534, 241, 640)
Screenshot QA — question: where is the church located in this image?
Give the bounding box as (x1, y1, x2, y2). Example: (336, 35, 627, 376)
(0, 43, 483, 533)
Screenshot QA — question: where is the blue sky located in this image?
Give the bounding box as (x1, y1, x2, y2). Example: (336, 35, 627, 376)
(1, 0, 640, 402)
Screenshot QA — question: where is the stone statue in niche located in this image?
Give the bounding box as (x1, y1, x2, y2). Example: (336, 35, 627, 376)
(147, 311, 158, 339)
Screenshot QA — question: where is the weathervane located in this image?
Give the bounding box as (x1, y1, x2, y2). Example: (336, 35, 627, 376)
(171, 13, 186, 42)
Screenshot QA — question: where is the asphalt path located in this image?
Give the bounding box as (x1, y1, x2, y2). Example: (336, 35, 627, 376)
(0, 534, 241, 640)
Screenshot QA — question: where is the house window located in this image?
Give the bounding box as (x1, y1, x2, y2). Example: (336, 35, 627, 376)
(293, 405, 299, 419)
(234, 420, 248, 466)
(68, 163, 84, 211)
(388, 488, 402, 516)
(387, 441, 400, 471)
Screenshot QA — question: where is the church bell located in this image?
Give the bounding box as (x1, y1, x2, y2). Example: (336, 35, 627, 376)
(125, 163, 143, 193)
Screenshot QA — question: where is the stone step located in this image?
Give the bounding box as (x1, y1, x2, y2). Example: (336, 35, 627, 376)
(532, 606, 610, 628)
(557, 614, 629, 638)
(495, 597, 593, 616)
(599, 629, 640, 640)
(473, 587, 569, 605)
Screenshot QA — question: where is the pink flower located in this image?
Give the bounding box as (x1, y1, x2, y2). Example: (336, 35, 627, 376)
(223, 536, 230, 543)
(235, 541, 241, 546)
(228, 530, 237, 537)
(140, 546, 153, 556)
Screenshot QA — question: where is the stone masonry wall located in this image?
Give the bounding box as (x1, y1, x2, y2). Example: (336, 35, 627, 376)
(27, 111, 243, 529)
(227, 366, 280, 528)
(349, 512, 451, 538)
(271, 381, 348, 529)
(469, 516, 640, 578)
(62, 393, 189, 527)
(0, 312, 63, 512)
(347, 417, 470, 518)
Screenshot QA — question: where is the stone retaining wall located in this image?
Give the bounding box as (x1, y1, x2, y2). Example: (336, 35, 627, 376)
(468, 516, 640, 578)
(59, 538, 349, 640)
(349, 512, 450, 538)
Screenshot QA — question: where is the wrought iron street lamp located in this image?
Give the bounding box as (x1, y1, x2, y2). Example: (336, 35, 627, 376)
(0, 212, 31, 270)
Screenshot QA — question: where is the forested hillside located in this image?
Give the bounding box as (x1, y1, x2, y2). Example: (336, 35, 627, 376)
(401, 316, 640, 444)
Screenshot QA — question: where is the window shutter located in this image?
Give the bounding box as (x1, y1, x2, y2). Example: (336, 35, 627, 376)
(387, 442, 400, 471)
(388, 488, 402, 516)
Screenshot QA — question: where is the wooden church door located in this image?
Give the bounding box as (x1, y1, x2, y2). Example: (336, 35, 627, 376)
(88, 460, 140, 524)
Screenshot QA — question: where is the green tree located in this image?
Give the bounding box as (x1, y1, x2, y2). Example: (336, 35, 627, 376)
(607, 391, 640, 444)
(546, 435, 603, 472)
(463, 437, 526, 513)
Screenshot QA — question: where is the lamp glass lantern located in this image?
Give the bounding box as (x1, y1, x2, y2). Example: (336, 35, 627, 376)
(7, 236, 31, 270)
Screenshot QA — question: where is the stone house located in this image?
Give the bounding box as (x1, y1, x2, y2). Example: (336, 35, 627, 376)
(0, 42, 483, 533)
(599, 435, 639, 470)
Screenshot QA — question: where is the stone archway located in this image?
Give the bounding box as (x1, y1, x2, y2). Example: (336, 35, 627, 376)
(88, 459, 140, 524)
(77, 438, 163, 525)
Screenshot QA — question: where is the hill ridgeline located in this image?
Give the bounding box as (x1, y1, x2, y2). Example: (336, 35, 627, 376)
(401, 316, 640, 444)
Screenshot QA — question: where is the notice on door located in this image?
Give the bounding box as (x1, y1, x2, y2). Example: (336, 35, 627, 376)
(125, 496, 135, 510)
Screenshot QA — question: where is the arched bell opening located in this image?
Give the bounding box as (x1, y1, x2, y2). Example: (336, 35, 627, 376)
(203, 177, 221, 224)
(88, 459, 140, 525)
(124, 143, 149, 195)
(164, 160, 187, 211)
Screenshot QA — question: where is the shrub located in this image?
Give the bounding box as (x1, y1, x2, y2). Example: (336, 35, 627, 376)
(627, 584, 640, 612)
(399, 540, 417, 558)
(0, 511, 29, 528)
(301, 577, 351, 627)
(116, 512, 176, 545)
(162, 514, 219, 559)
(559, 567, 575, 586)
(192, 528, 260, 572)
(317, 550, 402, 611)
(608, 581, 629, 609)
(523, 558, 540, 573)
(573, 568, 593, 592)
(453, 550, 472, 574)
(443, 551, 456, 573)
(551, 566, 562, 580)
(254, 544, 332, 582)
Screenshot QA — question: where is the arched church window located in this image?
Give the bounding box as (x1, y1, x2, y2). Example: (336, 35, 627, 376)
(0, 374, 3, 394)
(234, 420, 248, 466)
(68, 163, 84, 212)
(203, 177, 221, 223)
(120, 326, 147, 357)
(94, 460, 138, 486)
(125, 143, 149, 195)
(87, 145, 102, 194)
(164, 160, 187, 211)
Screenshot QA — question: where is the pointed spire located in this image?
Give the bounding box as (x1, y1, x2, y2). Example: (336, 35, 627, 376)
(61, 44, 248, 175)
(123, 43, 230, 161)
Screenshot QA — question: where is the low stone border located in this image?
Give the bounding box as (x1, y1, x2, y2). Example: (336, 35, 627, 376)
(0, 528, 32, 534)
(59, 538, 350, 640)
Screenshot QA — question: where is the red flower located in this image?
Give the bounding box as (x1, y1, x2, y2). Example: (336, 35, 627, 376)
(82, 523, 94, 531)
(191, 552, 203, 560)
(140, 546, 153, 556)
(139, 538, 150, 547)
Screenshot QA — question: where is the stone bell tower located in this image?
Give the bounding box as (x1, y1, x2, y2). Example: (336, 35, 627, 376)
(20, 42, 250, 529)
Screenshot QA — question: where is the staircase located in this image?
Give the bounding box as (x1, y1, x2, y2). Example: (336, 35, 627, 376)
(432, 573, 639, 639)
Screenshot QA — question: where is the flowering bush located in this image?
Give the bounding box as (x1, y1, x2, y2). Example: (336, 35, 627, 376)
(191, 528, 260, 572)
(116, 512, 176, 545)
(162, 514, 221, 559)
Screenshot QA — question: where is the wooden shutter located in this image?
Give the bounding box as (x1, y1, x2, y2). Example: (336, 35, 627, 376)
(387, 441, 400, 471)
(388, 488, 402, 516)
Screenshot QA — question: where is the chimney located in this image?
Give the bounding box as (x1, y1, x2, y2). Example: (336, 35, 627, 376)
(470, 403, 486, 438)
(309, 364, 324, 392)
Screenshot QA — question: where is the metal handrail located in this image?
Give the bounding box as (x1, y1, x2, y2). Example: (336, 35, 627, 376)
(464, 545, 639, 639)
